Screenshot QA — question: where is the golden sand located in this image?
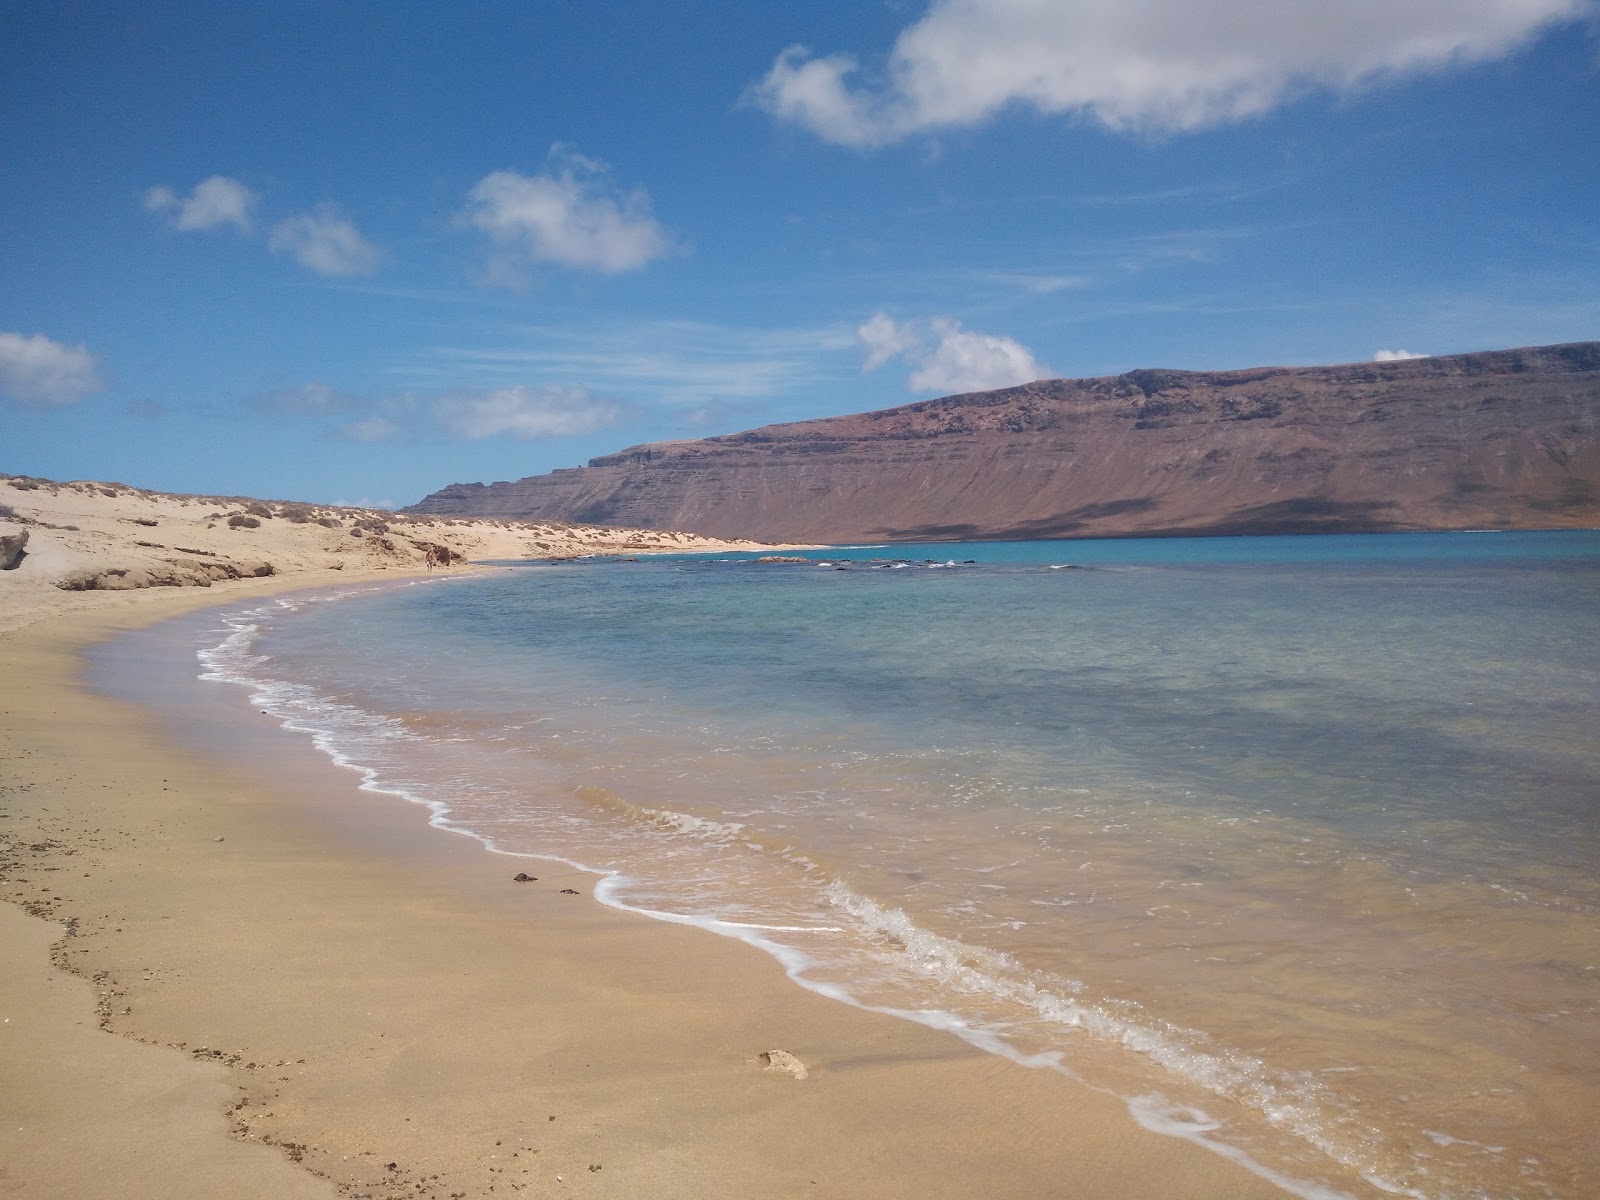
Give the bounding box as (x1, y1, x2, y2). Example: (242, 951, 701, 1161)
(0, 476, 1288, 1198)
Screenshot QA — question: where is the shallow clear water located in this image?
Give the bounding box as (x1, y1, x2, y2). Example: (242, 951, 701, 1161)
(194, 532, 1600, 1199)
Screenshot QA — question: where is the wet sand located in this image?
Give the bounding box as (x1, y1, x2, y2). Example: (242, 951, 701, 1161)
(0, 576, 1294, 1200)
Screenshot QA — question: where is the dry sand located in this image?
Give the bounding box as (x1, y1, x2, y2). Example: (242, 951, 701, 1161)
(0, 475, 1291, 1198)
(0, 472, 779, 637)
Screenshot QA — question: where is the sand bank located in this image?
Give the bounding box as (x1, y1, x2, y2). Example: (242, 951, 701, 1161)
(0, 484, 1292, 1199)
(0, 471, 786, 638)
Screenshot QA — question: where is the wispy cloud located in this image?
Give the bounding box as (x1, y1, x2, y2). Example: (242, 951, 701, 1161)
(247, 378, 624, 444)
(419, 319, 858, 409)
(858, 311, 1046, 393)
(1071, 178, 1297, 207)
(970, 270, 1091, 295)
(747, 0, 1591, 145)
(339, 415, 402, 442)
(269, 204, 384, 277)
(831, 226, 1282, 323)
(250, 380, 364, 417)
(433, 385, 625, 440)
(457, 145, 678, 286)
(1374, 348, 1428, 361)
(144, 175, 257, 233)
(0, 331, 105, 407)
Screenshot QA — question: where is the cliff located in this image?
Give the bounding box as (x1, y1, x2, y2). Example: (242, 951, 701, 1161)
(405, 342, 1600, 542)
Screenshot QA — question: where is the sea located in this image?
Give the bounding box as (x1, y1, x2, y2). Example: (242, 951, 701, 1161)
(115, 530, 1600, 1199)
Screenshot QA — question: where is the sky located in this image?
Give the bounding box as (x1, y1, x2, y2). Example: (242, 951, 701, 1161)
(2, 1, 1597, 508)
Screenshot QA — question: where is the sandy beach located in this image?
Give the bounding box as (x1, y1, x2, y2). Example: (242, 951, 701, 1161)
(0, 477, 1291, 1199)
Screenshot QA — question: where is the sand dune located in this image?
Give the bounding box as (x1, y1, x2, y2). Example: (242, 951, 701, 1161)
(0, 471, 775, 634)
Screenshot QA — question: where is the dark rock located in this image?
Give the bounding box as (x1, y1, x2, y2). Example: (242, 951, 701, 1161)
(512, 872, 536, 882)
(559, 888, 580, 895)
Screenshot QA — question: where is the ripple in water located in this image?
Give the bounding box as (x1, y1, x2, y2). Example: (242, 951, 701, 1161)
(195, 534, 1600, 1199)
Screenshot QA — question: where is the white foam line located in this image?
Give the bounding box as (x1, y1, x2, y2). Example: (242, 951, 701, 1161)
(586, 875, 1360, 1200)
(194, 587, 1372, 1200)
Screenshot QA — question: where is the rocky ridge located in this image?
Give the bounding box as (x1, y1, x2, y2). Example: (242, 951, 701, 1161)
(407, 342, 1600, 542)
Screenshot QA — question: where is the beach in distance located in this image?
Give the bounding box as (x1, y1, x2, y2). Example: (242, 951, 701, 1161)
(3, 475, 1598, 1199)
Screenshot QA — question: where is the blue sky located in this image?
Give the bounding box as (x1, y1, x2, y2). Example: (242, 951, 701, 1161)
(3, 1, 1597, 507)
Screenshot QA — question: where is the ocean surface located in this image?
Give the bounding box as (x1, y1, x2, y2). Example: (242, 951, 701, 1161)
(163, 532, 1600, 1198)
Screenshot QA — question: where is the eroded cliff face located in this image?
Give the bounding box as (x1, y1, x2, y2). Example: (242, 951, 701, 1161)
(407, 342, 1600, 542)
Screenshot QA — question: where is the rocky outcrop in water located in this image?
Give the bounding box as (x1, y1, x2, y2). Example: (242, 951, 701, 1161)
(407, 342, 1600, 542)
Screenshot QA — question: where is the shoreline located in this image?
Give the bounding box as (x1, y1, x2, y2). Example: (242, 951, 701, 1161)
(1, 571, 1295, 1199)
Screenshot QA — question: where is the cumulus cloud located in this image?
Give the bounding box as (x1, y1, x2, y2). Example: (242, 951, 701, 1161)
(858, 312, 1045, 394)
(457, 146, 676, 284)
(433, 385, 626, 440)
(269, 204, 384, 277)
(748, 0, 1592, 144)
(0, 331, 105, 407)
(858, 310, 925, 371)
(144, 175, 257, 232)
(1374, 348, 1429, 361)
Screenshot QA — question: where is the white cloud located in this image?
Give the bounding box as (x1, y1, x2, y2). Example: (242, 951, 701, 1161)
(858, 312, 1045, 393)
(270, 204, 383, 277)
(858, 310, 925, 370)
(433, 385, 625, 440)
(748, 0, 1592, 144)
(0, 331, 105, 407)
(458, 146, 676, 282)
(1374, 348, 1429, 361)
(144, 175, 257, 232)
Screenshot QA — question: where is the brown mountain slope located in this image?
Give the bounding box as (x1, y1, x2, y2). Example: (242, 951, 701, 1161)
(406, 342, 1600, 542)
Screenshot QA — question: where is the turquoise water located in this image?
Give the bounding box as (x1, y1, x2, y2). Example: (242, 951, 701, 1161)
(194, 531, 1600, 1199)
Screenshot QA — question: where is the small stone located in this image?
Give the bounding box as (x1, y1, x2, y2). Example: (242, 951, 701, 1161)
(559, 888, 579, 895)
(512, 872, 536, 882)
(757, 1048, 809, 1079)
